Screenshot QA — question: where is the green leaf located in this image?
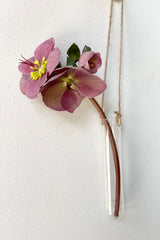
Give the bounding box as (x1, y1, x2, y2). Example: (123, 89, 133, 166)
(66, 56, 77, 66)
(82, 45, 91, 53)
(67, 43, 80, 61)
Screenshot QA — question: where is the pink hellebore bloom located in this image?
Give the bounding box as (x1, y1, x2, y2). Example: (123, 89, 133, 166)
(78, 51, 102, 74)
(41, 67, 106, 113)
(18, 38, 61, 99)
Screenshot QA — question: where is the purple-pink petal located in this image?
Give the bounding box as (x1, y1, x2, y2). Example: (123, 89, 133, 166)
(61, 89, 83, 113)
(20, 72, 48, 99)
(74, 68, 106, 98)
(83, 62, 90, 71)
(78, 51, 94, 67)
(41, 70, 69, 90)
(41, 80, 67, 111)
(47, 47, 61, 75)
(20, 75, 31, 95)
(25, 72, 47, 99)
(92, 53, 102, 69)
(34, 38, 55, 63)
(18, 57, 34, 75)
(53, 66, 71, 75)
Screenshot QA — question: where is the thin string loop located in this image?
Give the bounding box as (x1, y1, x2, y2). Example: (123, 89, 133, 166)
(101, 0, 113, 110)
(115, 0, 123, 126)
(102, 0, 123, 126)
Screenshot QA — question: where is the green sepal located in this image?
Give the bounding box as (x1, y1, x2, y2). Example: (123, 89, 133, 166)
(82, 45, 91, 53)
(66, 56, 77, 66)
(67, 43, 80, 61)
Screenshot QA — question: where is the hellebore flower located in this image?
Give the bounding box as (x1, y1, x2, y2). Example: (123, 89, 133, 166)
(18, 38, 61, 98)
(78, 51, 102, 74)
(41, 67, 106, 113)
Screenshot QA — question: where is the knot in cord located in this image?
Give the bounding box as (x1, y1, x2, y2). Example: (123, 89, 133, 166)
(114, 111, 122, 126)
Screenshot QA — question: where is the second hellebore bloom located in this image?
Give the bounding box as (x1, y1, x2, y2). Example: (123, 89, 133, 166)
(78, 51, 102, 74)
(41, 67, 106, 113)
(18, 38, 61, 98)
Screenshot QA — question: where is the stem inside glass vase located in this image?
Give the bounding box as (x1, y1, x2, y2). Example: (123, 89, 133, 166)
(89, 98, 120, 217)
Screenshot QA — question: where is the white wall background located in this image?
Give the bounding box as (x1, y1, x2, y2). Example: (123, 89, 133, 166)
(0, 0, 160, 239)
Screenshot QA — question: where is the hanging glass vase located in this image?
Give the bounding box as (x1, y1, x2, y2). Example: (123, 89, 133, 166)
(101, 115, 124, 218)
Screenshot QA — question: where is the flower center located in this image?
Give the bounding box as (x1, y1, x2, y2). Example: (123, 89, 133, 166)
(88, 58, 94, 69)
(30, 57, 47, 80)
(60, 72, 77, 90)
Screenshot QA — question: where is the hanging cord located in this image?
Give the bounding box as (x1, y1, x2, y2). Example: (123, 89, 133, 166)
(101, 0, 113, 110)
(102, 0, 123, 126)
(114, 0, 123, 126)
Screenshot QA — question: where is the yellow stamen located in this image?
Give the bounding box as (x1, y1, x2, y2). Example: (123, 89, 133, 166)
(30, 57, 47, 80)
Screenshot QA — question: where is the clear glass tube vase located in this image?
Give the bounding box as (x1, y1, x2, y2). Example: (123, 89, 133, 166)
(101, 116, 124, 218)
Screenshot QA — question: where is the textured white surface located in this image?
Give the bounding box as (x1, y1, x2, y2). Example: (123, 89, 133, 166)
(0, 0, 160, 239)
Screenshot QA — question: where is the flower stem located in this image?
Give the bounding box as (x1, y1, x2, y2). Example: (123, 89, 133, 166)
(89, 98, 120, 217)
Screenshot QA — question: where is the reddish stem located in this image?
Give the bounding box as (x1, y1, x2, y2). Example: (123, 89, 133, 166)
(89, 98, 120, 217)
